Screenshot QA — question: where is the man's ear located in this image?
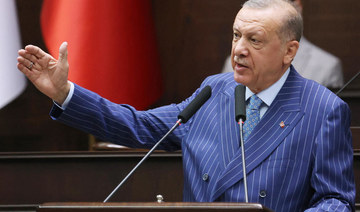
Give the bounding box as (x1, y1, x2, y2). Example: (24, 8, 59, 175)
(283, 40, 299, 65)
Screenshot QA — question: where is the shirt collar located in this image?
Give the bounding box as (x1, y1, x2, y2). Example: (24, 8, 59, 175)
(245, 67, 290, 107)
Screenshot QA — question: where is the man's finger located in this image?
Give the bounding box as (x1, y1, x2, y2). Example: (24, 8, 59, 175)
(25, 44, 47, 59)
(17, 56, 35, 71)
(18, 49, 38, 65)
(17, 62, 32, 76)
(58, 42, 68, 63)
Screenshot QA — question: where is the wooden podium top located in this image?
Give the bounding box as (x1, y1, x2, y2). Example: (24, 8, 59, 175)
(37, 202, 272, 212)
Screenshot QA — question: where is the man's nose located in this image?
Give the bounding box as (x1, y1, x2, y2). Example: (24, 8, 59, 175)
(233, 38, 249, 57)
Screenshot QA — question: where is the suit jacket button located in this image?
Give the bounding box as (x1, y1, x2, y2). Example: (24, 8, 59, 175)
(259, 190, 267, 198)
(202, 173, 209, 181)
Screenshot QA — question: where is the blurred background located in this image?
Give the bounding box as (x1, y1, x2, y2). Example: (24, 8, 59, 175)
(1, 0, 360, 152)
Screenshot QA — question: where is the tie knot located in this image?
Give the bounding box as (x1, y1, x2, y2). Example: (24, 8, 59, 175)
(249, 95, 262, 110)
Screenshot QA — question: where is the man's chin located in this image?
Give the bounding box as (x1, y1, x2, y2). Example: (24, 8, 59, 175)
(233, 72, 250, 85)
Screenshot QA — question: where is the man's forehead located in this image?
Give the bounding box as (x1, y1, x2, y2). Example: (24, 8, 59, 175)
(234, 7, 282, 32)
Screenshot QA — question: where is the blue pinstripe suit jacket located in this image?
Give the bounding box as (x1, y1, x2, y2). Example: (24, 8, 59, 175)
(51, 66, 355, 211)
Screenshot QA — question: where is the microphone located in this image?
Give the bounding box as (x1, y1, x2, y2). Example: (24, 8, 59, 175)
(178, 85, 212, 123)
(103, 85, 212, 202)
(235, 85, 246, 122)
(234, 84, 249, 203)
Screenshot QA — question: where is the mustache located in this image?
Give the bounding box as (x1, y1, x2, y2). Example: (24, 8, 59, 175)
(233, 56, 249, 67)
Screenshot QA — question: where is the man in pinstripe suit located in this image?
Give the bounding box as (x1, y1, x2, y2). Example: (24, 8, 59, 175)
(221, 0, 344, 89)
(17, 0, 355, 211)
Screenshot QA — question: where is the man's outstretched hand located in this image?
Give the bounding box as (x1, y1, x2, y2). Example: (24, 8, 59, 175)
(17, 42, 71, 104)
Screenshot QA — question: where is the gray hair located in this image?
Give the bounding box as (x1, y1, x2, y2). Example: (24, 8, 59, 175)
(242, 0, 303, 42)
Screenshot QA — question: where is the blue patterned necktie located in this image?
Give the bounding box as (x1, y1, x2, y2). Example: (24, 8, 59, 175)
(243, 95, 263, 141)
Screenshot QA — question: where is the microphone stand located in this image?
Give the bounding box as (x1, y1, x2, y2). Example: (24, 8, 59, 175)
(103, 86, 211, 202)
(336, 71, 360, 96)
(103, 119, 182, 202)
(237, 118, 248, 203)
(234, 84, 248, 203)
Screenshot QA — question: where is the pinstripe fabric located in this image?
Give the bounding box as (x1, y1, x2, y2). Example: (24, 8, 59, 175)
(50, 66, 355, 211)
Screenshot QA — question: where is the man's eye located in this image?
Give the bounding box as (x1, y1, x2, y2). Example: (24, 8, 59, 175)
(233, 33, 240, 39)
(250, 38, 259, 43)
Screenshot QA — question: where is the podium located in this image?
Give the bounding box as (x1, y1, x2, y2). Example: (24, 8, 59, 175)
(37, 202, 272, 212)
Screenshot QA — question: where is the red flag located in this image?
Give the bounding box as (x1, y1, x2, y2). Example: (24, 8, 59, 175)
(41, 0, 162, 110)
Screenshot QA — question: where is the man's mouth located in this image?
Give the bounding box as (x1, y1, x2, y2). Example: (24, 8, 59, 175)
(237, 63, 248, 68)
(235, 62, 249, 71)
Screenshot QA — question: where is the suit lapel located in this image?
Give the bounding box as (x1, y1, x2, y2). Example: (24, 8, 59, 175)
(217, 81, 240, 171)
(210, 68, 305, 201)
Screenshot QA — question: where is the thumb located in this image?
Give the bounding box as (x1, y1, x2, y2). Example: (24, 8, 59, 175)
(58, 41, 68, 63)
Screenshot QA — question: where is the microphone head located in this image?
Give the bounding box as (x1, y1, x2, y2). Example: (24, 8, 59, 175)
(178, 85, 212, 123)
(235, 85, 246, 122)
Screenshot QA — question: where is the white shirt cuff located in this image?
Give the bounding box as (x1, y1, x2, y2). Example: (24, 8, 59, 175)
(53, 81, 74, 110)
